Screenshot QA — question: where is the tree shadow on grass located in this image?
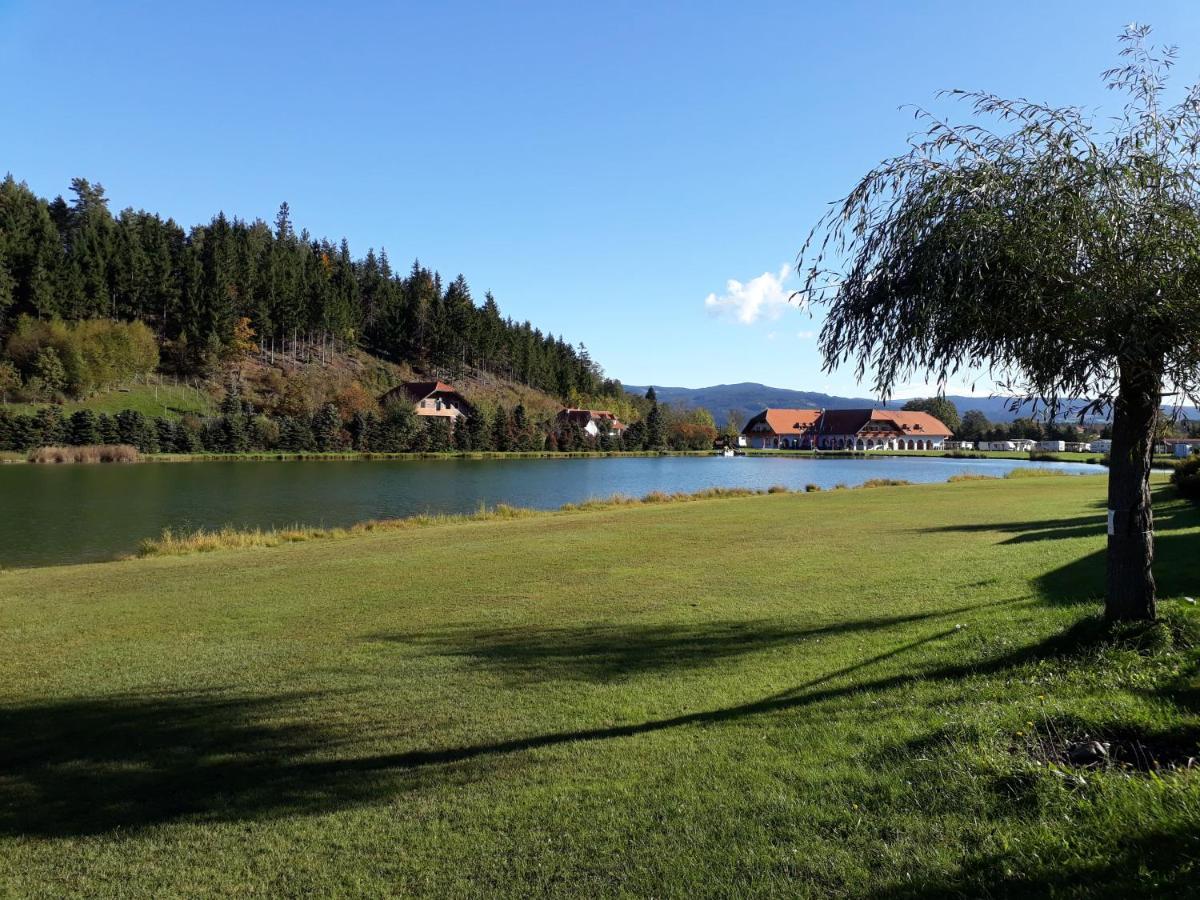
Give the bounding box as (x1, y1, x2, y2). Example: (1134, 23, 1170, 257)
(0, 689, 509, 838)
(1037, 531, 1200, 605)
(341, 615, 1112, 787)
(922, 486, 1197, 546)
(0, 609, 1122, 841)
(869, 825, 1200, 899)
(366, 601, 1016, 683)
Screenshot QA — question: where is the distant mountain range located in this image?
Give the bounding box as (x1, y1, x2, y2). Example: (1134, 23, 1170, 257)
(623, 382, 1197, 425)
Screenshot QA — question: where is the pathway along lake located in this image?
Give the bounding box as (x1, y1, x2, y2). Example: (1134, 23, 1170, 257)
(0, 455, 1101, 568)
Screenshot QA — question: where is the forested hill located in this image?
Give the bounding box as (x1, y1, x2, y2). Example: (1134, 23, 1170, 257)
(624, 382, 1179, 425)
(626, 383, 897, 425)
(0, 176, 617, 400)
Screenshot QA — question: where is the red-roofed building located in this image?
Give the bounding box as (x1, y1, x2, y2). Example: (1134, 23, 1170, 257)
(814, 409, 953, 450)
(380, 381, 470, 422)
(741, 408, 954, 450)
(741, 408, 823, 449)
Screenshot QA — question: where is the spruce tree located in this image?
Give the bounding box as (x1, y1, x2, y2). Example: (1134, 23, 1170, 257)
(312, 403, 342, 451)
(96, 413, 120, 444)
(452, 416, 471, 451)
(644, 390, 664, 450)
(491, 405, 512, 451)
(467, 408, 490, 451)
(426, 417, 452, 452)
(154, 416, 176, 452)
(67, 409, 99, 445)
(33, 407, 64, 446)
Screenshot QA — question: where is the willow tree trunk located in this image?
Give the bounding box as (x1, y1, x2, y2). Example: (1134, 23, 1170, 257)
(1105, 364, 1160, 622)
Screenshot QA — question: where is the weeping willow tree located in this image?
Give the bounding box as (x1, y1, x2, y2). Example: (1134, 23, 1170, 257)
(798, 26, 1200, 621)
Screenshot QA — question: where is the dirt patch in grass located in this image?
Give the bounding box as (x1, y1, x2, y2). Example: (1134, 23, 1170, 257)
(1014, 718, 1200, 774)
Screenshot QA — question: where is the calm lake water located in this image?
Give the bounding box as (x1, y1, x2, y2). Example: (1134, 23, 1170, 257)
(0, 455, 1101, 568)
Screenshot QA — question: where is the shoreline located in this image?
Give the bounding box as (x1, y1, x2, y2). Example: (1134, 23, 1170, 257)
(2, 446, 1162, 467)
(103, 470, 1116, 566)
(0, 471, 1116, 572)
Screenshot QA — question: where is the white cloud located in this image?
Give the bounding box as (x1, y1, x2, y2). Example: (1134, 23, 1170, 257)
(796, 330, 815, 340)
(704, 264, 797, 324)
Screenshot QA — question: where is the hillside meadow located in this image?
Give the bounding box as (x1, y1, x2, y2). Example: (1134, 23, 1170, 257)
(0, 474, 1198, 897)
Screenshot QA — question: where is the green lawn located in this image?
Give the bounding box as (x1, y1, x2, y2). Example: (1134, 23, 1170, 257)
(1, 381, 214, 420)
(1, 475, 1198, 897)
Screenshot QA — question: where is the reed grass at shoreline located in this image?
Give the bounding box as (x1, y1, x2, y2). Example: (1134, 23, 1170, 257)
(28, 444, 141, 464)
(134, 474, 1076, 559)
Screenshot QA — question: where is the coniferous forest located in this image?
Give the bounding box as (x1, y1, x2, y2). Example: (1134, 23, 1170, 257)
(0, 176, 618, 399)
(0, 176, 730, 455)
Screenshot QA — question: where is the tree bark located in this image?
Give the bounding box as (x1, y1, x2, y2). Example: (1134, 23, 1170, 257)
(1105, 363, 1160, 622)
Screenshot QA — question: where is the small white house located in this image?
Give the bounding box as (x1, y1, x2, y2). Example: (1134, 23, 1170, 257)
(1065, 442, 1092, 452)
(556, 408, 627, 438)
(1037, 440, 1066, 452)
(1091, 439, 1113, 453)
(980, 441, 1016, 451)
(944, 440, 975, 450)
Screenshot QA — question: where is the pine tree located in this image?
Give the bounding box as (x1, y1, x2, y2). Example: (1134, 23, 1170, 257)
(312, 403, 342, 451)
(467, 407, 490, 451)
(154, 416, 176, 452)
(491, 405, 512, 451)
(67, 409, 99, 445)
(452, 416, 471, 451)
(644, 388, 664, 450)
(97, 413, 120, 444)
(33, 407, 64, 446)
(425, 417, 452, 452)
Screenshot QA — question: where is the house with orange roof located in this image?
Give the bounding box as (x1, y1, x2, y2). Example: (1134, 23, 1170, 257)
(380, 380, 470, 422)
(742, 407, 954, 450)
(813, 409, 953, 450)
(740, 408, 823, 449)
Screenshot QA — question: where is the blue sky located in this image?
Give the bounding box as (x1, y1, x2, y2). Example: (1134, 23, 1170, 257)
(3, 1, 1199, 395)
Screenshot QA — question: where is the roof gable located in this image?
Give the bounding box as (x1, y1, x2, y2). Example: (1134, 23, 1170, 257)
(743, 407, 955, 438)
(381, 381, 467, 406)
(876, 410, 953, 436)
(815, 409, 872, 434)
(742, 408, 822, 436)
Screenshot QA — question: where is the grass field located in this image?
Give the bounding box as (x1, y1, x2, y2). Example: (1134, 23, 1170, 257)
(1, 381, 214, 419)
(1, 475, 1198, 897)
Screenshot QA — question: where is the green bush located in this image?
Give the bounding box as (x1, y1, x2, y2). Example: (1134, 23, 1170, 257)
(1172, 454, 1200, 502)
(4, 315, 158, 398)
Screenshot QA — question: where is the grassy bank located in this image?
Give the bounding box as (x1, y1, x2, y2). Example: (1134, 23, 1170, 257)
(745, 446, 1185, 471)
(131, 472, 1049, 559)
(1, 475, 1197, 896)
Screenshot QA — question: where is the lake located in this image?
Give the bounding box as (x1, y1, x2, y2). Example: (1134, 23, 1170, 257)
(0, 455, 1102, 568)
